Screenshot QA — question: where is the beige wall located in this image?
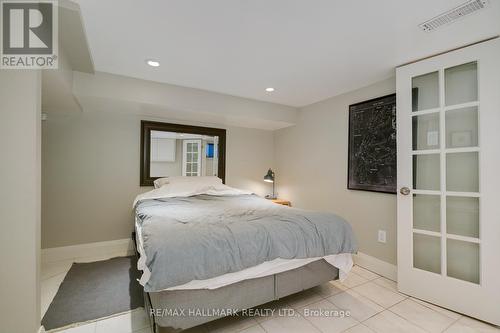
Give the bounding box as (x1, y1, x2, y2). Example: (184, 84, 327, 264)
(0, 71, 42, 333)
(274, 77, 397, 265)
(42, 111, 274, 249)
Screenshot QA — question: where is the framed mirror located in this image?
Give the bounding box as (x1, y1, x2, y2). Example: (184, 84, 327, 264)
(140, 121, 226, 186)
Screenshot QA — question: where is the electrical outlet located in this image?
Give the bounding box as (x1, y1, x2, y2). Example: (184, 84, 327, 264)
(378, 230, 387, 243)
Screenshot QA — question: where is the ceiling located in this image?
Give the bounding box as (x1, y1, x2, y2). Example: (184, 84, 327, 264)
(75, 0, 499, 107)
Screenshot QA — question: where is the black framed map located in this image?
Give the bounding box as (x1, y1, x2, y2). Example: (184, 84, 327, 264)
(348, 94, 396, 194)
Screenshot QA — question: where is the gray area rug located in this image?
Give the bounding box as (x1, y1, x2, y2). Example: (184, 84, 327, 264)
(42, 256, 144, 330)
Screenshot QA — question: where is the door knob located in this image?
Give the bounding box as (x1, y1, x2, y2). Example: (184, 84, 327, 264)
(400, 187, 411, 195)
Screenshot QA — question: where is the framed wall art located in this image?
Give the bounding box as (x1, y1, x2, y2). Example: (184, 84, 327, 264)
(348, 94, 397, 194)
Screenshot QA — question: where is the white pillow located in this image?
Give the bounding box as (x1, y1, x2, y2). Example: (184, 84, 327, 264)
(153, 176, 222, 189)
(153, 177, 170, 189)
(134, 181, 253, 206)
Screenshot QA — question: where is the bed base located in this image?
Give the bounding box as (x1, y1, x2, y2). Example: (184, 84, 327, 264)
(132, 233, 339, 333)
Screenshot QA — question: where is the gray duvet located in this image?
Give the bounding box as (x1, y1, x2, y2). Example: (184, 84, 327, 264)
(135, 194, 357, 292)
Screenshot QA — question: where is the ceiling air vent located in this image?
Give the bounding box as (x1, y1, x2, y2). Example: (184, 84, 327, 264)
(419, 0, 488, 32)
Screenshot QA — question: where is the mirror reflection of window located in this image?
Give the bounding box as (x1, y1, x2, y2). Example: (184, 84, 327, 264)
(149, 131, 219, 178)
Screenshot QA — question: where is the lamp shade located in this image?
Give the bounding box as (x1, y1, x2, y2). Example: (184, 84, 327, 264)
(263, 168, 275, 183)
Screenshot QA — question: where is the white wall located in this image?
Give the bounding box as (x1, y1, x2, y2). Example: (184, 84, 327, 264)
(275, 77, 397, 264)
(42, 111, 274, 249)
(0, 71, 42, 333)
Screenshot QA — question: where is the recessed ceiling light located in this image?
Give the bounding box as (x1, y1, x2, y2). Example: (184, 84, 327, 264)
(146, 59, 160, 67)
(265, 87, 275, 92)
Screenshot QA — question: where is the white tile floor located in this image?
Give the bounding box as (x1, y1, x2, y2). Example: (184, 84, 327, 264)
(41, 257, 500, 333)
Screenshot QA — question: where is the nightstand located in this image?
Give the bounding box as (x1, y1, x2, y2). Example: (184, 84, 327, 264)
(271, 199, 291, 207)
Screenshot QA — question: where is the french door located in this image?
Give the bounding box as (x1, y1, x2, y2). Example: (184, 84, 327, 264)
(182, 140, 202, 177)
(396, 38, 500, 325)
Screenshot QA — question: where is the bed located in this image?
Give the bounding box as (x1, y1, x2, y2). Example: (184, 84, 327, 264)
(133, 177, 357, 332)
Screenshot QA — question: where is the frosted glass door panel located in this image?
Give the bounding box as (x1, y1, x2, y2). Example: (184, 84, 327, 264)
(413, 233, 441, 274)
(445, 62, 478, 106)
(447, 196, 479, 238)
(447, 239, 480, 284)
(446, 152, 479, 192)
(413, 154, 440, 190)
(445, 107, 478, 148)
(412, 71, 439, 111)
(412, 113, 440, 150)
(413, 194, 440, 232)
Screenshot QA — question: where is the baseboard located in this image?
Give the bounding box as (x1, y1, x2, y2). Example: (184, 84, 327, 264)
(353, 251, 397, 281)
(42, 238, 134, 263)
